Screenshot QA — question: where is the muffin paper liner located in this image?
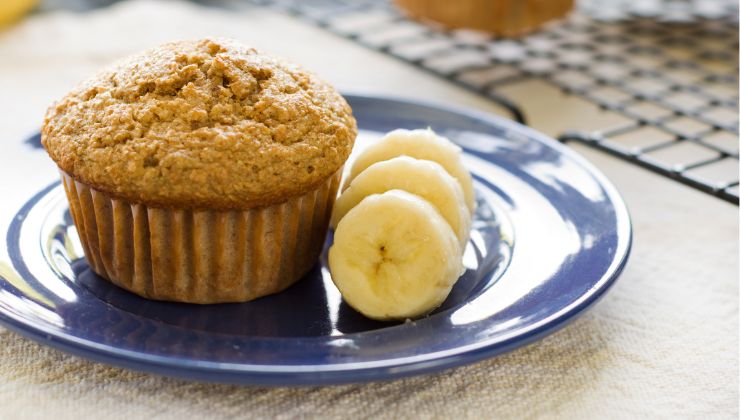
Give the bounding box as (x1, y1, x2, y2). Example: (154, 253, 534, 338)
(60, 170, 341, 304)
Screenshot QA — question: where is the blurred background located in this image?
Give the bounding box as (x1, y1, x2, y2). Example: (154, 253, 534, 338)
(0, 0, 738, 203)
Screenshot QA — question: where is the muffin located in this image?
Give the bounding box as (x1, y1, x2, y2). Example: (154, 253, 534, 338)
(42, 38, 357, 304)
(394, 0, 574, 37)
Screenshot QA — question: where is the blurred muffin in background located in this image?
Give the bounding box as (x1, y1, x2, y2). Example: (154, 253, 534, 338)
(0, 0, 38, 27)
(394, 0, 574, 37)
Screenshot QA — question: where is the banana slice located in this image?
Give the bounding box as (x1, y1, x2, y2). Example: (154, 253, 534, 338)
(328, 190, 464, 320)
(344, 128, 476, 215)
(332, 156, 471, 246)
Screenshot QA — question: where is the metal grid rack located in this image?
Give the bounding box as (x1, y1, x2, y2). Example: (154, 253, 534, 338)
(255, 0, 740, 204)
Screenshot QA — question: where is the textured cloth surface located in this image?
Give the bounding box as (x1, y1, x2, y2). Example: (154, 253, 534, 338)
(0, 1, 737, 418)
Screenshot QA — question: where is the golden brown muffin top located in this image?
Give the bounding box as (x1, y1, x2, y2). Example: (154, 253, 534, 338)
(42, 38, 356, 209)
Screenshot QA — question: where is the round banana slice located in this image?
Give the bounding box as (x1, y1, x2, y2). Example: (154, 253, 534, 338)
(344, 128, 476, 215)
(328, 190, 465, 320)
(332, 156, 471, 246)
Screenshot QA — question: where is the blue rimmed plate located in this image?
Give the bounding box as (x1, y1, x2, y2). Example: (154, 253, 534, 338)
(0, 95, 631, 385)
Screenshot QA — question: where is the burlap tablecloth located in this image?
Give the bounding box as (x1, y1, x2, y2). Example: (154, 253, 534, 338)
(0, 1, 737, 418)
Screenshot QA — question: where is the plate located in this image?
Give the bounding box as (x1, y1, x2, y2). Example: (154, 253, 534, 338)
(0, 95, 631, 385)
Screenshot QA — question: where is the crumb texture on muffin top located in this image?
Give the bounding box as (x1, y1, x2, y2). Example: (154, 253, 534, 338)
(42, 38, 357, 209)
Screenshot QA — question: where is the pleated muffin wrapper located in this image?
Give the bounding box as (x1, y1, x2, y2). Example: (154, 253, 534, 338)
(60, 170, 341, 304)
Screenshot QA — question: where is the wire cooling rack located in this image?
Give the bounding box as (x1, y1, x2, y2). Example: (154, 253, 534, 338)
(37, 0, 740, 203)
(253, 0, 739, 204)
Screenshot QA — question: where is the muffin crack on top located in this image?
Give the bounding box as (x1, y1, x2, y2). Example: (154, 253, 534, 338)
(42, 38, 357, 210)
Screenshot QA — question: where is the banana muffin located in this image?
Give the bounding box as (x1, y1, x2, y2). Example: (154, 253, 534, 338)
(42, 38, 357, 303)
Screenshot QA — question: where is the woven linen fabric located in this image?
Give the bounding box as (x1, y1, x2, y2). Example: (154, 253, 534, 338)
(0, 1, 737, 418)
